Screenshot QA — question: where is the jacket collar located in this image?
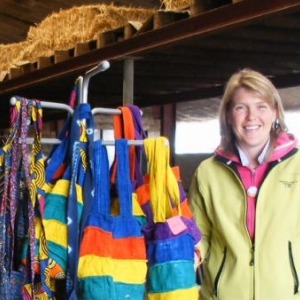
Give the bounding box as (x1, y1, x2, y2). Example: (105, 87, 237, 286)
(215, 132, 298, 166)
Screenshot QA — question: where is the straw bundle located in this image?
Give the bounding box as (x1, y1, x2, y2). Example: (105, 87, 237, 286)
(0, 4, 154, 73)
(0, 41, 30, 72)
(161, 0, 192, 10)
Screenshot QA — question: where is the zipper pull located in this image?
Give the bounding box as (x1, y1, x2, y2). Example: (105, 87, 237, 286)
(250, 244, 255, 266)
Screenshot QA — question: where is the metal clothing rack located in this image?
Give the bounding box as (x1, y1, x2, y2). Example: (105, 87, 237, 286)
(10, 96, 74, 115)
(25, 137, 144, 146)
(10, 60, 145, 146)
(80, 60, 123, 116)
(79, 60, 110, 104)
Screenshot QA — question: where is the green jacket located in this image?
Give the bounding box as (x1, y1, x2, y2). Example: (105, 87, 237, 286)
(189, 148, 300, 300)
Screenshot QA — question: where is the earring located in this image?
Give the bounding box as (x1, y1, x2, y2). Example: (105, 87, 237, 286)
(273, 119, 280, 130)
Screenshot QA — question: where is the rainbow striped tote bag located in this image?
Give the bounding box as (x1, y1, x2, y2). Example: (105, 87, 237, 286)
(78, 139, 147, 300)
(142, 137, 201, 300)
(41, 103, 91, 285)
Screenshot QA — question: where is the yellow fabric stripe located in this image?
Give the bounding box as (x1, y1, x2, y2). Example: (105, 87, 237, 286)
(44, 179, 83, 204)
(132, 193, 146, 216)
(147, 286, 199, 300)
(43, 219, 67, 247)
(46, 179, 70, 197)
(75, 183, 84, 204)
(78, 255, 147, 284)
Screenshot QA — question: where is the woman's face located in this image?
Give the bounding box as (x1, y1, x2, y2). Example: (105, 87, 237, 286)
(227, 87, 277, 152)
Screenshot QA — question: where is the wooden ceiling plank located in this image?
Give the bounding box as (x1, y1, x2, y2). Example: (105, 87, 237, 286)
(178, 37, 300, 55)
(0, 0, 300, 98)
(259, 13, 300, 30)
(222, 24, 300, 44)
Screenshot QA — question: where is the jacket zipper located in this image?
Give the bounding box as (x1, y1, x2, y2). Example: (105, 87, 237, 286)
(288, 241, 299, 294)
(213, 247, 227, 297)
(221, 162, 256, 299)
(250, 243, 255, 266)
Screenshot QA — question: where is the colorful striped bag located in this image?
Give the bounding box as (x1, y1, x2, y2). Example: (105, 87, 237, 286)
(142, 137, 201, 300)
(78, 139, 147, 300)
(41, 103, 93, 299)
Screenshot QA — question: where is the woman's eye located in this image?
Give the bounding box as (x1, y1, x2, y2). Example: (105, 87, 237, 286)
(258, 104, 268, 110)
(234, 105, 245, 111)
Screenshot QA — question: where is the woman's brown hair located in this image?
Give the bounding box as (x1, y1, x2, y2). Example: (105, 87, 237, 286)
(219, 68, 287, 154)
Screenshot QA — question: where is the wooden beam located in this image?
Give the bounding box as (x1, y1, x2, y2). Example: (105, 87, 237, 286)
(0, 0, 300, 97)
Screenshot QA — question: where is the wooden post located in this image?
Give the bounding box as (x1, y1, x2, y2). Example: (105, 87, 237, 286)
(161, 103, 176, 165)
(123, 57, 134, 105)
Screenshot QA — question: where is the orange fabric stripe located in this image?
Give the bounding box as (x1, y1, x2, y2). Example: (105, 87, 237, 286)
(171, 166, 180, 181)
(49, 263, 65, 279)
(136, 184, 150, 206)
(120, 107, 136, 181)
(172, 198, 193, 219)
(80, 227, 146, 259)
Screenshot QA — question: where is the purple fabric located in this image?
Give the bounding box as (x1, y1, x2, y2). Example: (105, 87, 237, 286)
(127, 105, 147, 140)
(127, 105, 147, 188)
(143, 216, 202, 243)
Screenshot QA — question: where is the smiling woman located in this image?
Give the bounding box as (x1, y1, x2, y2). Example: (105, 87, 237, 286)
(188, 68, 300, 300)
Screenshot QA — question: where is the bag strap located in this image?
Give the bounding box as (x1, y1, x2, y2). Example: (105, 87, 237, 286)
(67, 103, 94, 300)
(93, 140, 110, 215)
(127, 105, 147, 140)
(126, 105, 147, 188)
(94, 139, 132, 217)
(144, 137, 181, 223)
(8, 98, 43, 297)
(24, 99, 45, 295)
(0, 97, 26, 298)
(111, 106, 136, 183)
(45, 79, 79, 176)
(116, 139, 133, 217)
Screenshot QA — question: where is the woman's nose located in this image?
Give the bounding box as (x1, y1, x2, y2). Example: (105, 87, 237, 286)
(247, 107, 257, 119)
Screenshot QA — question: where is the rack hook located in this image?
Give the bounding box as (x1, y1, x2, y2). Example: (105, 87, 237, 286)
(80, 60, 110, 104)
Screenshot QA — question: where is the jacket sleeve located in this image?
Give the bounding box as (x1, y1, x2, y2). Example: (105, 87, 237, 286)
(188, 164, 212, 265)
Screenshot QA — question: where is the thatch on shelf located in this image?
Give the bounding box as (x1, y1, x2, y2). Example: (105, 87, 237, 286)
(160, 0, 192, 10)
(0, 41, 31, 73)
(0, 4, 154, 73)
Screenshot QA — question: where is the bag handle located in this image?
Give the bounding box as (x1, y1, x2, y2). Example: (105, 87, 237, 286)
(5, 98, 44, 297)
(144, 137, 181, 223)
(0, 97, 28, 299)
(94, 139, 133, 217)
(127, 105, 147, 140)
(94, 140, 110, 215)
(67, 103, 94, 300)
(111, 106, 136, 183)
(116, 139, 133, 217)
(45, 79, 80, 181)
(23, 99, 44, 294)
(126, 105, 147, 188)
